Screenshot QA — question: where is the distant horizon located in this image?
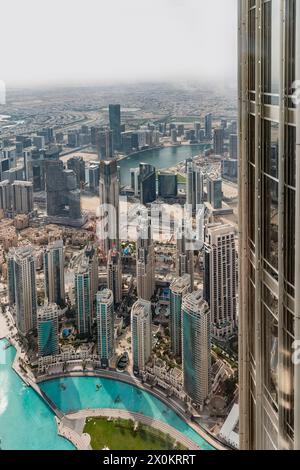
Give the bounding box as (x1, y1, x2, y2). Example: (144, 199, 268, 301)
(4, 78, 237, 92)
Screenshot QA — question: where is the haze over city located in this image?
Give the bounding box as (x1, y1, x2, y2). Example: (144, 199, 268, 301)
(1, 0, 237, 87)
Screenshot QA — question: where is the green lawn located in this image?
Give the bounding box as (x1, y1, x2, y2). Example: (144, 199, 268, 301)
(84, 417, 187, 450)
(176, 174, 187, 184)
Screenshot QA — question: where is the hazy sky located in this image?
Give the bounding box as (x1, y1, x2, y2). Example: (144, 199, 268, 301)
(1, 0, 237, 87)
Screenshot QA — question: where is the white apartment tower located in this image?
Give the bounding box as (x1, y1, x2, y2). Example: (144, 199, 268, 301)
(7, 246, 37, 336)
(203, 224, 237, 338)
(131, 299, 152, 373)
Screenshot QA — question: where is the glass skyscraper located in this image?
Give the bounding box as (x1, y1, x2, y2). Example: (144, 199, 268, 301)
(109, 104, 121, 151)
(239, 0, 299, 449)
(44, 240, 65, 307)
(75, 264, 91, 337)
(37, 303, 59, 357)
(96, 289, 114, 368)
(182, 291, 211, 409)
(170, 274, 191, 357)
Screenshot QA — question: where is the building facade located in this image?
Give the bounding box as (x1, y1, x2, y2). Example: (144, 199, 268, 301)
(11, 180, 33, 214)
(182, 291, 211, 408)
(75, 265, 92, 337)
(109, 104, 121, 151)
(96, 289, 114, 368)
(43, 240, 65, 306)
(107, 249, 122, 306)
(238, 0, 299, 449)
(136, 216, 155, 301)
(37, 302, 59, 357)
(169, 274, 191, 357)
(204, 223, 237, 339)
(186, 159, 204, 214)
(7, 246, 37, 336)
(207, 176, 223, 210)
(99, 159, 120, 254)
(139, 163, 156, 205)
(131, 299, 152, 373)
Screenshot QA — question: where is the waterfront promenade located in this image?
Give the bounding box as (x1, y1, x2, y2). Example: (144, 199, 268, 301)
(60, 409, 200, 451)
(38, 370, 225, 450)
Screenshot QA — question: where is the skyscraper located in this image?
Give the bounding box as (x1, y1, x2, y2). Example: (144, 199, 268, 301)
(139, 163, 156, 205)
(169, 274, 190, 358)
(203, 224, 237, 339)
(238, 0, 299, 450)
(0, 179, 11, 211)
(176, 220, 194, 291)
(67, 156, 85, 188)
(11, 180, 33, 214)
(205, 113, 213, 140)
(157, 172, 177, 199)
(45, 160, 82, 222)
(44, 240, 65, 307)
(107, 249, 122, 306)
(131, 299, 152, 374)
(96, 289, 114, 368)
(97, 128, 114, 160)
(99, 159, 120, 254)
(182, 291, 211, 408)
(83, 244, 99, 313)
(7, 246, 37, 336)
(206, 176, 223, 210)
(75, 262, 92, 337)
(213, 128, 225, 155)
(229, 133, 238, 159)
(109, 104, 121, 151)
(186, 159, 204, 214)
(136, 216, 155, 301)
(37, 302, 59, 357)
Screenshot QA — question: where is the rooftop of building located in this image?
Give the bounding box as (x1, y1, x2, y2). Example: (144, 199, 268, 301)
(96, 288, 113, 304)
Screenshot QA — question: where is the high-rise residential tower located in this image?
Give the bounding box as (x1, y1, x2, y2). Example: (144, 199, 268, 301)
(43, 240, 65, 307)
(99, 159, 120, 255)
(169, 274, 190, 358)
(7, 246, 37, 336)
(139, 163, 156, 205)
(238, 0, 299, 450)
(11, 180, 33, 214)
(107, 249, 122, 306)
(97, 128, 114, 160)
(213, 128, 225, 156)
(182, 291, 211, 408)
(131, 299, 152, 374)
(176, 220, 194, 290)
(205, 113, 213, 140)
(229, 133, 238, 159)
(37, 302, 59, 357)
(75, 262, 92, 337)
(206, 176, 223, 210)
(0, 180, 11, 211)
(203, 223, 237, 339)
(96, 289, 114, 368)
(136, 216, 155, 301)
(109, 104, 121, 151)
(83, 244, 99, 313)
(186, 159, 204, 215)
